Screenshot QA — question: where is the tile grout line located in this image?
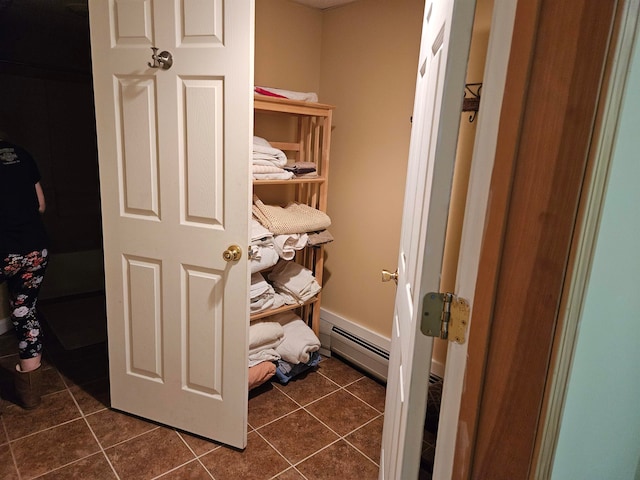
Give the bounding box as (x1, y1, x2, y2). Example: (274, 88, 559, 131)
(173, 430, 216, 479)
(67, 378, 123, 480)
(1, 411, 22, 480)
(33, 367, 123, 480)
(340, 414, 384, 467)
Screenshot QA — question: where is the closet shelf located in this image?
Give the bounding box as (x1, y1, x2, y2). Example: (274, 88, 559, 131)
(254, 95, 335, 117)
(253, 176, 326, 186)
(250, 298, 318, 322)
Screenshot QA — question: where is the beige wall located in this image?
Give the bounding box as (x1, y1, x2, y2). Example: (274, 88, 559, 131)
(255, 0, 323, 92)
(255, 0, 492, 350)
(318, 0, 424, 338)
(255, 0, 424, 339)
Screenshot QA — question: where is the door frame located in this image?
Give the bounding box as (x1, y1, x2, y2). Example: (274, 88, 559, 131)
(452, 0, 622, 477)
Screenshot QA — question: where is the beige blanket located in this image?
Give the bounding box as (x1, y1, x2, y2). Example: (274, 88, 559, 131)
(252, 196, 331, 235)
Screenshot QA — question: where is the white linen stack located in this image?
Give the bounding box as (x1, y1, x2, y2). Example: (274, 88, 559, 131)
(250, 272, 285, 313)
(250, 218, 280, 273)
(252, 136, 293, 180)
(248, 321, 284, 367)
(272, 311, 321, 364)
(268, 260, 321, 305)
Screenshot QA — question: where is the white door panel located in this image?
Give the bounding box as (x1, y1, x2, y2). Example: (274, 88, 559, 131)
(89, 0, 253, 448)
(380, 0, 476, 477)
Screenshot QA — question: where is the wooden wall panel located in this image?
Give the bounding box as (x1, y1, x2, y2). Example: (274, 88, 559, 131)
(454, 0, 619, 478)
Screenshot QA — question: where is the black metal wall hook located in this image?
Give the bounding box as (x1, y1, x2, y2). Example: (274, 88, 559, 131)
(462, 83, 482, 122)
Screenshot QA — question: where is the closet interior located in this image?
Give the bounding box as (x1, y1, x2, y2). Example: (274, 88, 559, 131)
(248, 91, 335, 389)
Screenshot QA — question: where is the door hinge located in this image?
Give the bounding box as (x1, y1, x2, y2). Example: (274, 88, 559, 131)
(421, 292, 469, 344)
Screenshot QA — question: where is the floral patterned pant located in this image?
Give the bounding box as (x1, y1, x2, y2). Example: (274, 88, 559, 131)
(1, 249, 48, 359)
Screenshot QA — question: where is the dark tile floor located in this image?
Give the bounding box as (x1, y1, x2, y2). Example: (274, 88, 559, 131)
(0, 326, 388, 479)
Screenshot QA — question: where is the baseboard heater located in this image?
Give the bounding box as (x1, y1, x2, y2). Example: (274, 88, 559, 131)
(320, 319, 390, 383)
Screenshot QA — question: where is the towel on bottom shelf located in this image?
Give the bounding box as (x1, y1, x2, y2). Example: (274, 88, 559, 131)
(271, 311, 321, 364)
(275, 351, 322, 385)
(249, 321, 284, 355)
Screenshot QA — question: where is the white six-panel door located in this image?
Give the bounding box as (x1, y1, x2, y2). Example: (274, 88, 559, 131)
(88, 0, 253, 448)
(380, 0, 476, 477)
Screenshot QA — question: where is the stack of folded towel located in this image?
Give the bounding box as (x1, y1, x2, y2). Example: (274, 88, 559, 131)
(248, 321, 283, 390)
(249, 218, 280, 273)
(247, 312, 323, 388)
(252, 136, 293, 180)
(250, 217, 309, 273)
(248, 321, 284, 367)
(250, 272, 285, 314)
(268, 260, 321, 305)
(271, 311, 322, 384)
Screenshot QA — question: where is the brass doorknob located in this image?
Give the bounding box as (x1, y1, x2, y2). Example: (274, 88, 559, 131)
(381, 269, 398, 285)
(222, 245, 242, 262)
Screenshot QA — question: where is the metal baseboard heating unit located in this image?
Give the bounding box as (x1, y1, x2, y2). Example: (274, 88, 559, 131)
(320, 317, 390, 383)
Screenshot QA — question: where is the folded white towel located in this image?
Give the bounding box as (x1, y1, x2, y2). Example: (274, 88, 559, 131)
(273, 233, 308, 260)
(253, 136, 287, 167)
(271, 312, 321, 364)
(249, 244, 279, 273)
(249, 321, 284, 351)
(253, 171, 294, 180)
(250, 272, 270, 298)
(251, 218, 273, 243)
(252, 164, 289, 174)
(248, 348, 281, 367)
(268, 260, 321, 304)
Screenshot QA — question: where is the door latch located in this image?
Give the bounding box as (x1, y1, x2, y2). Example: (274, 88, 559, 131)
(421, 292, 469, 344)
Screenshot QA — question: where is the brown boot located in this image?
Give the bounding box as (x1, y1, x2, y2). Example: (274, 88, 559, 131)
(14, 364, 42, 409)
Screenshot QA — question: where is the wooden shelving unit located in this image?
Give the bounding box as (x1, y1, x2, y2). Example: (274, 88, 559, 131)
(250, 95, 335, 335)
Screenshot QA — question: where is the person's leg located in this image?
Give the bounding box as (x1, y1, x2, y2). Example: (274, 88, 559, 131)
(7, 250, 48, 369)
(4, 250, 48, 408)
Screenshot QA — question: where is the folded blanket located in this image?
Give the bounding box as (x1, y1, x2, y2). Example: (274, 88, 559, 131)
(253, 196, 331, 235)
(271, 311, 321, 364)
(273, 233, 308, 260)
(255, 86, 319, 103)
(248, 361, 276, 390)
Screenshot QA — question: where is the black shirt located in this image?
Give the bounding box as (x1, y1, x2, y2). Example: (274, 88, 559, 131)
(0, 141, 49, 255)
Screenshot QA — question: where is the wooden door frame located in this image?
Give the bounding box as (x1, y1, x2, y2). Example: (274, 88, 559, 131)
(453, 0, 622, 478)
